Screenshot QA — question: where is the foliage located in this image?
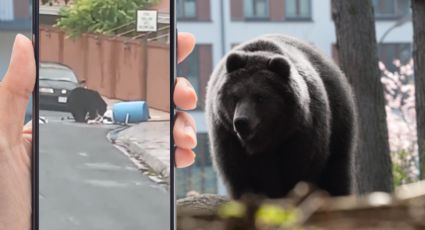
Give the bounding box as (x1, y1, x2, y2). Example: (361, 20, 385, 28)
(380, 59, 420, 186)
(218, 200, 302, 229)
(56, 0, 159, 38)
(218, 201, 246, 219)
(392, 150, 415, 186)
(41, 0, 72, 5)
(255, 204, 300, 228)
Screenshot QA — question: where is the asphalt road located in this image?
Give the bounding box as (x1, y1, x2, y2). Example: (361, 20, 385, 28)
(39, 110, 170, 230)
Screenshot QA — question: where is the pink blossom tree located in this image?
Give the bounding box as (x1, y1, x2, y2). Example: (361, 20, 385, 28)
(380, 59, 419, 185)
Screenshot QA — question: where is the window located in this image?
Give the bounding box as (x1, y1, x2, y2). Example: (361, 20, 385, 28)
(177, 0, 197, 19)
(378, 43, 412, 72)
(244, 0, 269, 19)
(285, 0, 311, 20)
(372, 0, 410, 19)
(0, 0, 14, 21)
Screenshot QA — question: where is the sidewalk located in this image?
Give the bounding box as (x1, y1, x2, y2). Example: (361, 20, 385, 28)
(104, 97, 171, 179)
(113, 108, 171, 180)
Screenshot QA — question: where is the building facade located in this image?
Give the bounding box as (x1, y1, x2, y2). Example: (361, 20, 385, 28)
(0, 0, 32, 121)
(0, 0, 32, 78)
(176, 0, 414, 197)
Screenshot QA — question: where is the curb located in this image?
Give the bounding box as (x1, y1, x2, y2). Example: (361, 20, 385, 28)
(116, 138, 170, 179)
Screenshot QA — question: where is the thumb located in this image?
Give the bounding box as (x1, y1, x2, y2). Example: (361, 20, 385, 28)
(0, 34, 35, 144)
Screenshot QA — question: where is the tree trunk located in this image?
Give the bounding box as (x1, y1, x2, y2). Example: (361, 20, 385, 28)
(331, 0, 393, 193)
(412, 0, 425, 180)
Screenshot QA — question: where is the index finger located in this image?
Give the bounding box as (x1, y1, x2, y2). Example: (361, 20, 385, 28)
(177, 32, 196, 63)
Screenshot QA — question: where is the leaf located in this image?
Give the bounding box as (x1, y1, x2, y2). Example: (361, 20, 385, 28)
(217, 201, 246, 219)
(255, 204, 301, 228)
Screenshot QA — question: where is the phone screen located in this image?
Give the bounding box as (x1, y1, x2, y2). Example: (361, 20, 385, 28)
(36, 1, 173, 229)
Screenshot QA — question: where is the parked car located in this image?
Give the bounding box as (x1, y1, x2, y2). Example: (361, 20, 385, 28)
(39, 62, 79, 111)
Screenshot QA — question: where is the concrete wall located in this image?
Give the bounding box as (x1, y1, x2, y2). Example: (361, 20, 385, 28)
(147, 44, 170, 111)
(150, 0, 170, 13)
(39, 26, 170, 112)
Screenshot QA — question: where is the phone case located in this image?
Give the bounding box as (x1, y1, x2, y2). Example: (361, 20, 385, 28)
(34, 1, 175, 229)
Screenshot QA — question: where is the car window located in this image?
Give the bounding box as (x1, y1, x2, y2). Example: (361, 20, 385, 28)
(39, 65, 78, 83)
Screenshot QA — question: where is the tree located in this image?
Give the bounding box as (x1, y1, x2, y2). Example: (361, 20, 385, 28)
(380, 60, 418, 185)
(331, 0, 393, 193)
(56, 0, 159, 38)
(412, 0, 425, 179)
(41, 0, 72, 5)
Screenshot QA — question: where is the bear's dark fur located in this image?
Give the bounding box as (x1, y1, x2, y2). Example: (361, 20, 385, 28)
(68, 87, 107, 123)
(206, 34, 358, 199)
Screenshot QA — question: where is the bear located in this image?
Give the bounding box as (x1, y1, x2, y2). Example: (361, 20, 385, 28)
(205, 34, 358, 199)
(67, 87, 107, 123)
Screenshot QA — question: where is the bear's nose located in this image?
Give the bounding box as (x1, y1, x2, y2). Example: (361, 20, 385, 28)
(234, 117, 251, 139)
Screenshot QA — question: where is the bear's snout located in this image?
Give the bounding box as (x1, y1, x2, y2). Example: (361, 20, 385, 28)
(233, 100, 258, 140)
(233, 117, 253, 139)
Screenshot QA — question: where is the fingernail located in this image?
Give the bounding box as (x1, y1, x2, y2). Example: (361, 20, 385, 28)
(13, 34, 25, 48)
(16, 33, 25, 40)
(184, 153, 196, 168)
(184, 124, 195, 137)
(10, 34, 26, 63)
(182, 79, 198, 105)
(182, 78, 192, 87)
(10, 35, 20, 63)
(179, 32, 195, 41)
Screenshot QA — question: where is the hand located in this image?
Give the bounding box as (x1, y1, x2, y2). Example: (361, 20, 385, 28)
(0, 33, 198, 230)
(174, 32, 198, 168)
(0, 34, 34, 230)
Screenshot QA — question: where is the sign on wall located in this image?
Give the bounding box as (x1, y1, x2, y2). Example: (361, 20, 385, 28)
(136, 10, 158, 32)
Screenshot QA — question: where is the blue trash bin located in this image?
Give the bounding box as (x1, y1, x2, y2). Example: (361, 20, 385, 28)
(112, 101, 150, 123)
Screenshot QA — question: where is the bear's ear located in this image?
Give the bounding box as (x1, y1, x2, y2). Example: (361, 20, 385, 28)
(268, 57, 291, 77)
(226, 53, 247, 73)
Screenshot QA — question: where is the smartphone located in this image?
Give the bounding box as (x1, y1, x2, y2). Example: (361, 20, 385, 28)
(34, 0, 175, 229)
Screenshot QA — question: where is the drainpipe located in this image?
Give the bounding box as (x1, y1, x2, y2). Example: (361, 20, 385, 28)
(217, 0, 228, 196)
(220, 0, 226, 56)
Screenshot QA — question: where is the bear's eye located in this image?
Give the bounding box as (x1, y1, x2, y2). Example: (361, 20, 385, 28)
(229, 94, 239, 103)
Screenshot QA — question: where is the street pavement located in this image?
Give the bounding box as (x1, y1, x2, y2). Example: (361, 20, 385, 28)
(39, 110, 170, 230)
